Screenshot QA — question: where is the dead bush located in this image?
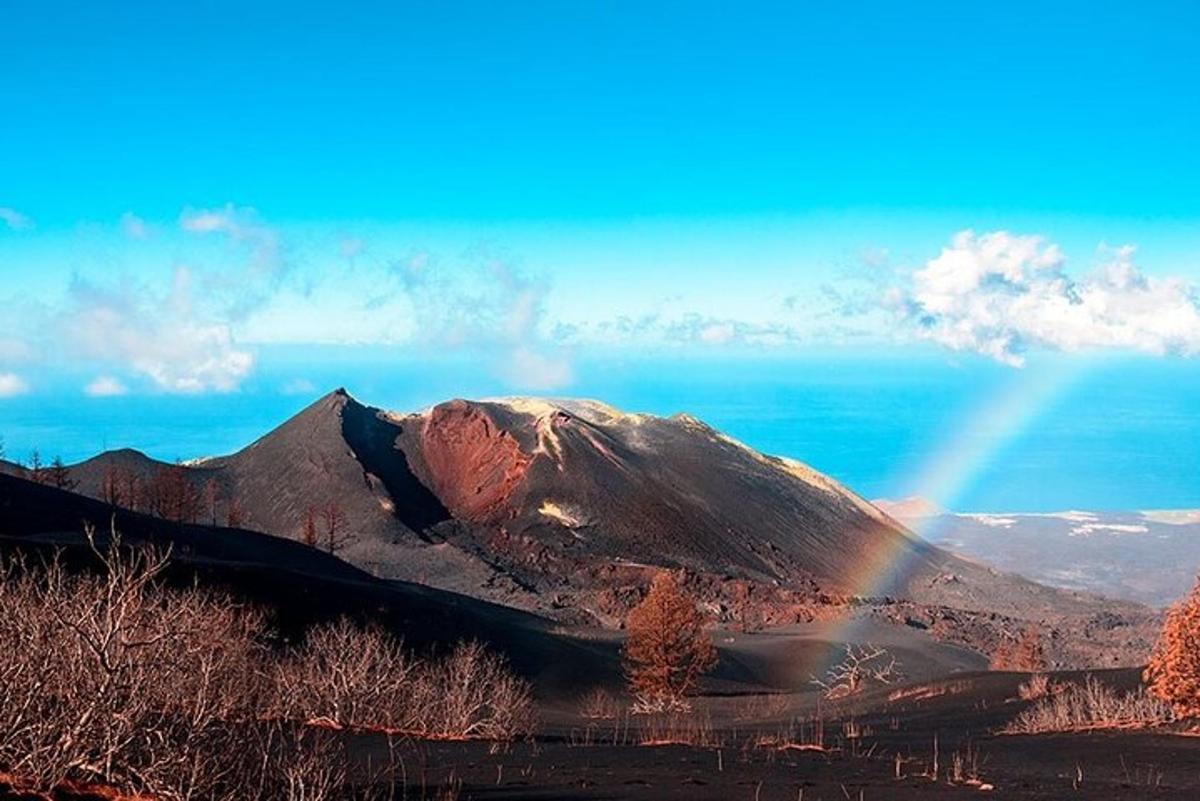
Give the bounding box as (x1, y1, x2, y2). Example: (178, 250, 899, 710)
(1017, 673, 1052, 701)
(636, 710, 722, 747)
(416, 641, 535, 740)
(0, 527, 534, 800)
(277, 626, 534, 741)
(272, 619, 416, 731)
(1003, 675, 1174, 734)
(0, 528, 271, 800)
(578, 688, 623, 720)
(812, 644, 901, 699)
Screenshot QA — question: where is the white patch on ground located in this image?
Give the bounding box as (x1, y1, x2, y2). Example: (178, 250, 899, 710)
(181, 456, 215, 466)
(1068, 522, 1149, 537)
(1040, 510, 1100, 523)
(963, 514, 1017, 528)
(487, 396, 651, 427)
(1141, 509, 1200, 526)
(533, 414, 565, 468)
(539, 500, 587, 529)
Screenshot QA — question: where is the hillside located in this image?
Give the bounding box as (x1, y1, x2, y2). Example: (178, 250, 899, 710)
(877, 500, 1200, 607)
(53, 389, 1158, 665)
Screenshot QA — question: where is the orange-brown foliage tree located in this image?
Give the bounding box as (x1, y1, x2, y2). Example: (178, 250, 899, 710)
(1145, 578, 1200, 717)
(622, 571, 716, 711)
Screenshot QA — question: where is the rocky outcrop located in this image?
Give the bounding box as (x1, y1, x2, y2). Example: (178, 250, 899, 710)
(417, 400, 531, 525)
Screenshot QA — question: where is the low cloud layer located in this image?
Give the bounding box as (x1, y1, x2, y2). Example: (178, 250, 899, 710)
(0, 372, 29, 398)
(394, 251, 574, 390)
(84, 375, 129, 397)
(889, 231, 1200, 366)
(61, 270, 253, 393)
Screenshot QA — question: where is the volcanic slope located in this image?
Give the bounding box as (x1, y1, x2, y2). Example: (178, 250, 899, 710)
(57, 390, 1155, 663)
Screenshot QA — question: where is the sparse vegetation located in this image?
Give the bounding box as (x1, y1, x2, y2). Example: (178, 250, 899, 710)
(1017, 672, 1052, 701)
(622, 571, 716, 712)
(1003, 675, 1174, 734)
(0, 525, 533, 799)
(578, 687, 623, 720)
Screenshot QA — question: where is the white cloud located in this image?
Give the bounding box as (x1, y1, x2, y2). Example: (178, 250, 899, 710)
(0, 373, 29, 397)
(281, 377, 317, 396)
(119, 212, 149, 239)
(61, 269, 254, 393)
(500, 345, 573, 390)
(892, 230, 1200, 366)
(179, 203, 281, 276)
(0, 207, 32, 230)
(84, 375, 129, 397)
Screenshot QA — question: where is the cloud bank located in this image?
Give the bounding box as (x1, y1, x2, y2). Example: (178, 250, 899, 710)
(84, 375, 129, 397)
(0, 373, 29, 398)
(890, 230, 1200, 366)
(61, 269, 254, 393)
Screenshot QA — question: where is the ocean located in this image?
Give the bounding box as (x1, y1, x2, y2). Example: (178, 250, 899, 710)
(2, 349, 1196, 514)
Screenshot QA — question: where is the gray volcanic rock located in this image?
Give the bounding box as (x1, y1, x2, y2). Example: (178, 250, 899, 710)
(57, 390, 1157, 666)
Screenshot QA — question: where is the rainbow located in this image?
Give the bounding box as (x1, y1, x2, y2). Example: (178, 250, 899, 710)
(804, 356, 1099, 680)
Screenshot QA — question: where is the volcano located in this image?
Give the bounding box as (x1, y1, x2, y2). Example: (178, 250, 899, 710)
(52, 389, 1156, 665)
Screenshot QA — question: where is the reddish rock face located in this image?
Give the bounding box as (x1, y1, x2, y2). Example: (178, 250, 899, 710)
(420, 401, 531, 524)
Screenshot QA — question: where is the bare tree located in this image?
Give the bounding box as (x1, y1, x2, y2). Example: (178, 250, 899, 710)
(320, 501, 351, 554)
(812, 644, 902, 699)
(302, 507, 319, 548)
(203, 478, 222, 526)
(226, 495, 245, 528)
(27, 449, 46, 484)
(47, 456, 77, 491)
(147, 465, 201, 523)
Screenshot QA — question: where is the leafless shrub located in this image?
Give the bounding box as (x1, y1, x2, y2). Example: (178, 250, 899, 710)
(812, 644, 902, 699)
(277, 626, 534, 741)
(578, 687, 623, 720)
(753, 714, 826, 752)
(0, 526, 535, 799)
(1003, 675, 1174, 734)
(733, 693, 792, 722)
(637, 710, 722, 747)
(0, 527, 271, 800)
(417, 641, 535, 740)
(1017, 673, 1052, 701)
(276, 727, 349, 801)
(887, 679, 972, 703)
(272, 618, 416, 731)
(949, 742, 989, 787)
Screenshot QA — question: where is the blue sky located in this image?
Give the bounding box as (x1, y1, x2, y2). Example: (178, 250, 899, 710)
(1, 2, 1199, 509)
